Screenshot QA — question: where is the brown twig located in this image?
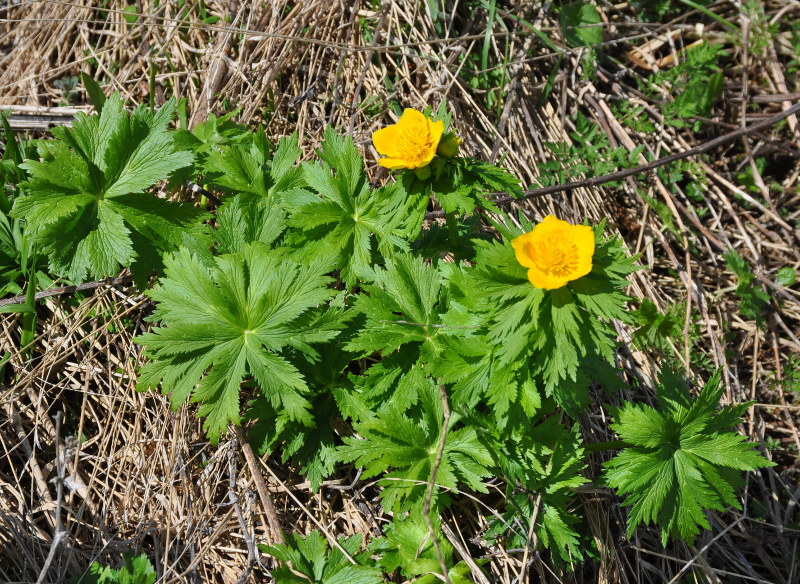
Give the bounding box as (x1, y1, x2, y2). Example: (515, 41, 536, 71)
(232, 424, 284, 545)
(0, 275, 134, 308)
(425, 100, 800, 219)
(423, 384, 452, 584)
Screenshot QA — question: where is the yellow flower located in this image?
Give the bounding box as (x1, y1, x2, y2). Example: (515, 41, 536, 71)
(372, 108, 444, 170)
(511, 215, 595, 290)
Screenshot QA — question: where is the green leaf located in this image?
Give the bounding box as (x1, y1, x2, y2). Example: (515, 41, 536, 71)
(369, 511, 463, 581)
(261, 531, 382, 584)
(72, 552, 156, 584)
(777, 266, 796, 287)
(135, 243, 343, 443)
(471, 219, 635, 410)
(80, 72, 106, 112)
(202, 130, 305, 201)
(604, 367, 775, 545)
(12, 94, 204, 283)
(632, 299, 685, 353)
(285, 127, 404, 287)
(347, 253, 443, 355)
(248, 343, 353, 491)
(724, 248, 769, 326)
(337, 383, 492, 511)
(482, 413, 587, 565)
(561, 2, 602, 47)
(215, 192, 286, 254)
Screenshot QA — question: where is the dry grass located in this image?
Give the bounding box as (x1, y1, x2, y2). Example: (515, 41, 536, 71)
(1, 0, 799, 582)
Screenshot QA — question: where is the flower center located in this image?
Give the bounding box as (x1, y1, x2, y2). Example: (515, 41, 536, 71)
(529, 234, 579, 277)
(399, 127, 434, 164)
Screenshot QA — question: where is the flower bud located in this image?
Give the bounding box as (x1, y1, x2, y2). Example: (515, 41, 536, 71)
(414, 164, 432, 181)
(436, 133, 461, 158)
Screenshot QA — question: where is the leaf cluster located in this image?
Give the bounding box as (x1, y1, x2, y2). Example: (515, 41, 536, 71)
(11, 94, 207, 286)
(604, 367, 775, 545)
(724, 247, 770, 327)
(72, 552, 156, 584)
(14, 83, 771, 567)
(262, 515, 481, 584)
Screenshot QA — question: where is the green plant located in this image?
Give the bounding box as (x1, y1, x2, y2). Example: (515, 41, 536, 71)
(537, 112, 645, 188)
(788, 21, 800, 78)
(643, 41, 725, 129)
(136, 240, 347, 442)
(261, 531, 383, 584)
(11, 93, 208, 286)
(11, 79, 766, 571)
(370, 512, 480, 583)
(72, 552, 156, 584)
(632, 299, 685, 354)
(605, 367, 774, 545)
(724, 248, 770, 327)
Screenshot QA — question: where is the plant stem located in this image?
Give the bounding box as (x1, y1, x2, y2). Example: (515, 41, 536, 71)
(584, 439, 628, 453)
(20, 261, 37, 360)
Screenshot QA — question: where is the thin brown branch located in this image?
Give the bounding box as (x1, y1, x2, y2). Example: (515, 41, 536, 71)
(0, 275, 135, 307)
(233, 424, 284, 545)
(425, 100, 800, 219)
(423, 384, 452, 584)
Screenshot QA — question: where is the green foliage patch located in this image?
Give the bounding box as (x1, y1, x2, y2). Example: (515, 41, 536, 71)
(3, 83, 774, 577)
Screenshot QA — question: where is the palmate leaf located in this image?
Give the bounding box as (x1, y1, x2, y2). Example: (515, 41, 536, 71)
(428, 335, 534, 419)
(604, 367, 775, 545)
(347, 252, 444, 356)
(346, 253, 447, 411)
(482, 411, 588, 565)
(369, 511, 481, 584)
(215, 192, 287, 254)
(135, 242, 343, 443)
(247, 343, 354, 491)
(73, 552, 157, 584)
(201, 130, 306, 201)
(261, 531, 382, 584)
(336, 383, 493, 512)
(12, 94, 206, 285)
(285, 127, 406, 286)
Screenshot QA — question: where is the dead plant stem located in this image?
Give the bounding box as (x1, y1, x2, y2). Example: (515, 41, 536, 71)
(423, 384, 452, 584)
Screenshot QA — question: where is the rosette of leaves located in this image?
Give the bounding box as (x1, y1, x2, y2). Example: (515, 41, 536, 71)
(604, 367, 775, 545)
(11, 94, 208, 285)
(135, 242, 347, 442)
(463, 214, 637, 413)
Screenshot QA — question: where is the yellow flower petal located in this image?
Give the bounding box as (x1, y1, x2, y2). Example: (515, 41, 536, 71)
(398, 108, 428, 126)
(511, 232, 537, 269)
(570, 224, 595, 280)
(372, 126, 400, 158)
(378, 156, 411, 170)
(527, 268, 570, 290)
